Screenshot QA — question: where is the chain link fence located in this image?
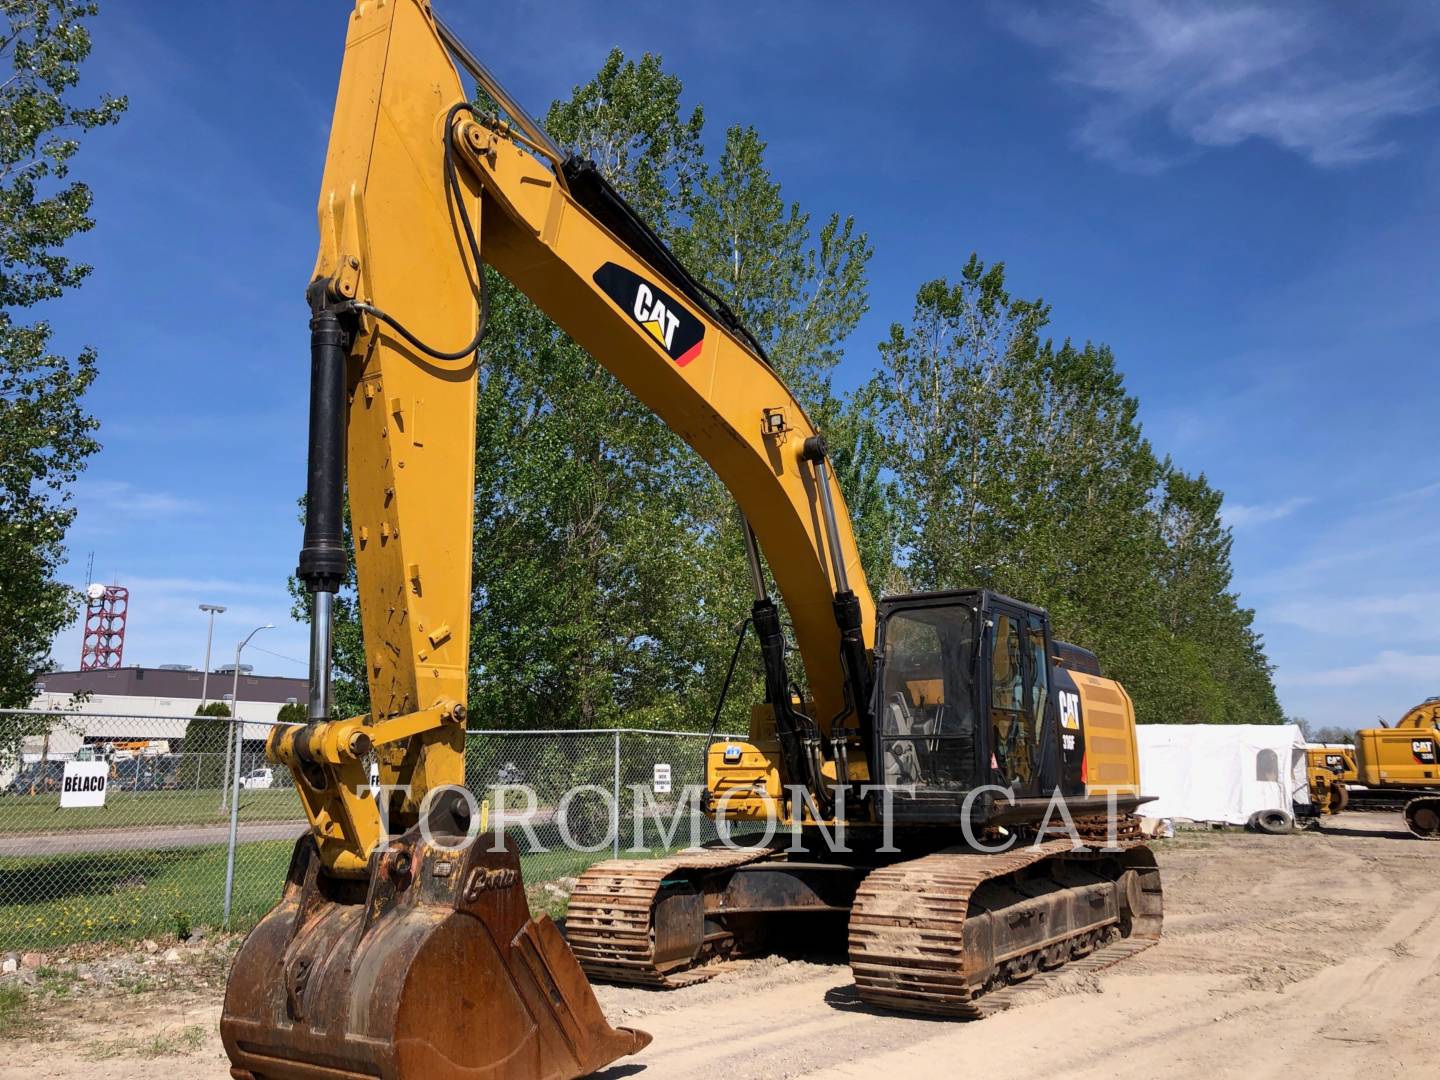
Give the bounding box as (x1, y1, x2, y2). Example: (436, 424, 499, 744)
(0, 709, 747, 952)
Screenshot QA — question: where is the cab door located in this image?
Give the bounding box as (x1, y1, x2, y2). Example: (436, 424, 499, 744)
(1023, 610, 1061, 793)
(985, 602, 1052, 797)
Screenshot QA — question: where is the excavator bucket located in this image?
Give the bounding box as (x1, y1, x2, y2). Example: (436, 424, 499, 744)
(221, 826, 650, 1080)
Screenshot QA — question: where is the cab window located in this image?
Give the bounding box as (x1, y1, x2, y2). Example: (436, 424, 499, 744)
(991, 615, 1022, 711)
(1026, 614, 1049, 752)
(878, 604, 979, 790)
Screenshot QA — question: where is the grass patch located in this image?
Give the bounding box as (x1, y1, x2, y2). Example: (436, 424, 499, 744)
(0, 788, 303, 834)
(0, 811, 745, 949)
(0, 840, 296, 951)
(0, 984, 29, 1039)
(83, 1024, 207, 1060)
(34, 965, 78, 997)
(115, 972, 156, 995)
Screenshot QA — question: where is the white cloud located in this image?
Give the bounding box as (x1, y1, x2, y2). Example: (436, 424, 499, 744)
(72, 479, 198, 518)
(1005, 0, 1440, 171)
(1378, 478, 1440, 505)
(1267, 591, 1440, 640)
(1223, 495, 1311, 529)
(94, 574, 280, 598)
(1277, 649, 1440, 689)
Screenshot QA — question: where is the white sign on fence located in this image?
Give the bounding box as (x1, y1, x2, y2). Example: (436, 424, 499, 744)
(60, 761, 109, 808)
(653, 763, 672, 794)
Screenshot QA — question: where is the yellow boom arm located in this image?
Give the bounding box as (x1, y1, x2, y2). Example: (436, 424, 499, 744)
(275, 0, 873, 875)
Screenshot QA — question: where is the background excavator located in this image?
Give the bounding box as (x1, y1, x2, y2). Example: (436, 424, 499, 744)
(220, 3, 1162, 1077)
(1306, 698, 1439, 838)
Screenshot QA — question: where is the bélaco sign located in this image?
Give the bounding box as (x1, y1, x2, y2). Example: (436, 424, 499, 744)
(60, 761, 109, 808)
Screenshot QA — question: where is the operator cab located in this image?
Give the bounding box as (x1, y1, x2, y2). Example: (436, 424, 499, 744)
(870, 589, 1078, 826)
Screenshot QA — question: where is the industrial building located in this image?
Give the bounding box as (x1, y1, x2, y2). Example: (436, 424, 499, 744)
(17, 665, 309, 761)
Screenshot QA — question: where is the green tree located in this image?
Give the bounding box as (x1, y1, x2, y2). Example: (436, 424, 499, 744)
(457, 52, 875, 733)
(463, 52, 713, 730)
(0, 0, 125, 707)
(677, 123, 879, 717)
(869, 256, 1280, 724)
(276, 701, 307, 725)
(1154, 465, 1283, 724)
(0, 704, 80, 779)
(176, 700, 230, 788)
(866, 262, 1052, 591)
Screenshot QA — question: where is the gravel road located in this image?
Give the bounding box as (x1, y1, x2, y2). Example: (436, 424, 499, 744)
(4, 811, 1434, 1080)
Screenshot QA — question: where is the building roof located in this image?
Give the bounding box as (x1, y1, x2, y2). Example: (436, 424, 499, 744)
(38, 666, 308, 705)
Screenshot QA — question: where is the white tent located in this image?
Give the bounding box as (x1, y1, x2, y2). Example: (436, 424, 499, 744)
(1134, 724, 1310, 826)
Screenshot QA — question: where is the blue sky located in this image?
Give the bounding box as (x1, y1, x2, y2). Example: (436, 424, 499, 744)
(44, 1, 1439, 729)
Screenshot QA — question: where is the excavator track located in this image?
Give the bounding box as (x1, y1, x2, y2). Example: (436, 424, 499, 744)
(849, 838, 1162, 1018)
(1338, 788, 1440, 838)
(1404, 797, 1440, 840)
(567, 844, 779, 986)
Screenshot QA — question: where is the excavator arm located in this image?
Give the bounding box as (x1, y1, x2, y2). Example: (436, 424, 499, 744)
(270, 0, 875, 879)
(223, 4, 876, 1077)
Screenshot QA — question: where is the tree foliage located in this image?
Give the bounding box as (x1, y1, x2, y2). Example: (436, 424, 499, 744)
(1295, 718, 1357, 744)
(0, 0, 124, 707)
(456, 52, 877, 732)
(320, 52, 1279, 733)
(175, 700, 231, 787)
(276, 701, 307, 725)
(867, 258, 1282, 724)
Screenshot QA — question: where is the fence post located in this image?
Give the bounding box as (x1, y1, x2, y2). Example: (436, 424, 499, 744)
(222, 716, 244, 928)
(612, 730, 621, 859)
(220, 715, 233, 814)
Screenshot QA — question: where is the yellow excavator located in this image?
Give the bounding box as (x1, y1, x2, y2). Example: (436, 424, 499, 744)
(1305, 744, 1357, 814)
(1308, 699, 1440, 838)
(220, 3, 1163, 1077)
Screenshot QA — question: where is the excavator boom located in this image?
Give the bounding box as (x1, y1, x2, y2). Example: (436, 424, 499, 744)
(223, 2, 873, 1077)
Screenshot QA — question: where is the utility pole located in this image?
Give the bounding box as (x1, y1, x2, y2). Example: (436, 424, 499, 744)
(219, 624, 271, 813)
(199, 603, 226, 706)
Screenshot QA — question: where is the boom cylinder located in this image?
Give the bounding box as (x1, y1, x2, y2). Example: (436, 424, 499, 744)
(297, 292, 350, 720)
(752, 596, 811, 798)
(802, 436, 873, 743)
(741, 515, 768, 603)
(308, 591, 334, 720)
(803, 437, 850, 595)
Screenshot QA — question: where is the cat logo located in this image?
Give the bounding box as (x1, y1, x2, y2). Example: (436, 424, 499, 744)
(1412, 738, 1437, 766)
(593, 262, 705, 367)
(633, 283, 678, 349)
(1058, 690, 1081, 730)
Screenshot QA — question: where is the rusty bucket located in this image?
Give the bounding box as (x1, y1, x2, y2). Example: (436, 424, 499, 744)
(221, 824, 650, 1080)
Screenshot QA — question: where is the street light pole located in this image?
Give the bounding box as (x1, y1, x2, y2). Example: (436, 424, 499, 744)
(223, 622, 273, 928)
(198, 603, 226, 706)
(220, 623, 271, 813)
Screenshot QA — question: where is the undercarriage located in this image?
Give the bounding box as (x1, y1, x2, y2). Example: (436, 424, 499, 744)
(1341, 787, 1440, 839)
(567, 819, 1164, 1016)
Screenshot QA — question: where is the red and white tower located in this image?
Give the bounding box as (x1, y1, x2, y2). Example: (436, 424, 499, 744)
(79, 583, 128, 670)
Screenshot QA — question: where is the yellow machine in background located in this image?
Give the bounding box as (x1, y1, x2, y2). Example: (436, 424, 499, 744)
(1306, 699, 1439, 838)
(1305, 745, 1357, 814)
(1351, 698, 1439, 838)
(220, 4, 1162, 1078)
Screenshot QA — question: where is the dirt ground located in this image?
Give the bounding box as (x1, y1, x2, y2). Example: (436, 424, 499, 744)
(3, 811, 1434, 1080)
